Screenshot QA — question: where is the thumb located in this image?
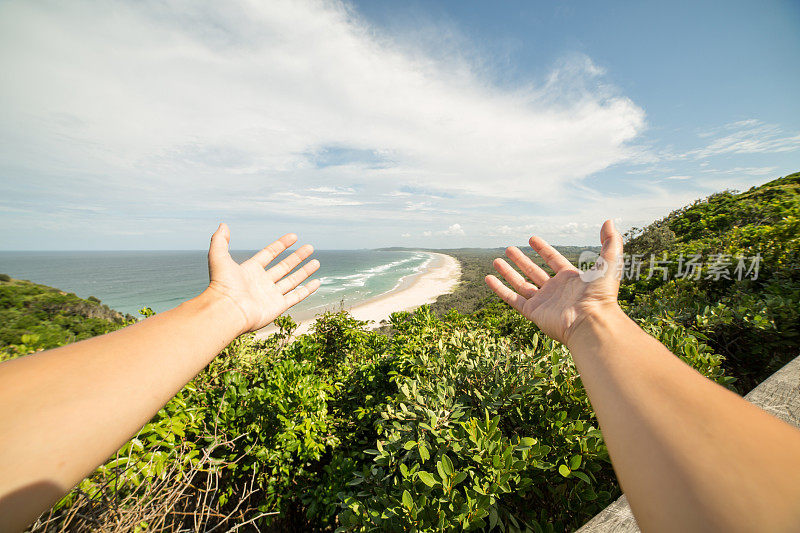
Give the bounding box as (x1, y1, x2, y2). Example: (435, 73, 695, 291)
(208, 222, 232, 269)
(599, 219, 623, 278)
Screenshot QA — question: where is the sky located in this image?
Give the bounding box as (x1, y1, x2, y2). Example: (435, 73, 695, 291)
(0, 0, 798, 250)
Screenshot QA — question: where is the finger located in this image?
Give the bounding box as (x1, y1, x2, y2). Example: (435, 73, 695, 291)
(528, 236, 576, 273)
(208, 223, 232, 270)
(249, 233, 298, 268)
(493, 258, 538, 297)
(284, 279, 321, 308)
(599, 219, 624, 280)
(266, 244, 314, 281)
(600, 219, 623, 263)
(484, 275, 527, 313)
(275, 259, 321, 294)
(505, 247, 550, 286)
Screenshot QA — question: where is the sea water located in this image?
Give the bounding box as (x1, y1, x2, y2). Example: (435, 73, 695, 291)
(0, 250, 433, 318)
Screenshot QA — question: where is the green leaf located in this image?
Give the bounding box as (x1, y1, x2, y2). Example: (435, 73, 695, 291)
(404, 440, 417, 450)
(572, 470, 591, 484)
(436, 461, 447, 481)
(419, 443, 430, 462)
(489, 506, 499, 529)
(570, 455, 582, 470)
(558, 464, 571, 478)
(441, 453, 454, 476)
(417, 471, 438, 487)
(402, 490, 413, 510)
(452, 471, 468, 486)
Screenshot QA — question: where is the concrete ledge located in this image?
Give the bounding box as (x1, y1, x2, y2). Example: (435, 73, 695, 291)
(577, 355, 800, 532)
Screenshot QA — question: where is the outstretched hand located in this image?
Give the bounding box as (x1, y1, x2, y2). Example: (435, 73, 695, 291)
(485, 219, 623, 346)
(205, 223, 320, 334)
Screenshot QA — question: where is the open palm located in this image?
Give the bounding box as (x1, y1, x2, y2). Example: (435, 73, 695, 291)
(485, 220, 623, 345)
(205, 223, 320, 334)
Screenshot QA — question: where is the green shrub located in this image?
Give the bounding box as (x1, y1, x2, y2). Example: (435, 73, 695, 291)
(622, 171, 800, 391)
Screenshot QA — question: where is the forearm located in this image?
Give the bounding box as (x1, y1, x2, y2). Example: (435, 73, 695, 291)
(568, 306, 800, 532)
(0, 289, 243, 530)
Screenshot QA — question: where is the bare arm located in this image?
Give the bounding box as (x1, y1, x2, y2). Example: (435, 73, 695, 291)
(0, 224, 320, 532)
(486, 220, 800, 532)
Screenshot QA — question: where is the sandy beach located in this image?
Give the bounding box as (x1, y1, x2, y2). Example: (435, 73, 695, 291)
(256, 252, 461, 338)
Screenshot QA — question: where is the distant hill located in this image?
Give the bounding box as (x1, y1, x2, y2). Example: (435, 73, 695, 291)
(0, 276, 126, 356)
(416, 245, 601, 316)
(377, 245, 601, 255)
(626, 171, 800, 255)
(622, 171, 800, 391)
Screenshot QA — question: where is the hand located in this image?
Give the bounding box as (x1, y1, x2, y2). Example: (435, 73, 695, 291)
(205, 223, 320, 334)
(485, 219, 623, 346)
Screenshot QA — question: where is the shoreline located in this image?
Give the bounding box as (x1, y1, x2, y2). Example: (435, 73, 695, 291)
(255, 252, 461, 338)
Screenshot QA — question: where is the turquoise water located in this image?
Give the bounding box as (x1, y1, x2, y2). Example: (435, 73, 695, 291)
(0, 250, 433, 318)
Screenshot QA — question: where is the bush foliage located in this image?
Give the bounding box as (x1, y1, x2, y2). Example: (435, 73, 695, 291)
(20, 306, 727, 532)
(0, 277, 125, 361)
(621, 171, 800, 391)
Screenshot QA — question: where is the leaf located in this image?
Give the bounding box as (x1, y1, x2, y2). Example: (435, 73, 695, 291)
(419, 443, 430, 463)
(404, 440, 417, 450)
(418, 471, 438, 487)
(402, 490, 413, 510)
(558, 464, 571, 478)
(489, 506, 499, 529)
(441, 453, 454, 476)
(570, 455, 582, 470)
(437, 461, 447, 481)
(572, 470, 591, 484)
(452, 471, 468, 486)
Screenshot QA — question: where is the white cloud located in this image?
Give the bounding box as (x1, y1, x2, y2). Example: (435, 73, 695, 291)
(404, 201, 434, 212)
(687, 120, 800, 159)
(440, 223, 465, 236)
(307, 186, 356, 194)
(663, 175, 692, 180)
(272, 192, 364, 207)
(491, 220, 600, 240)
(401, 232, 411, 238)
(422, 231, 432, 237)
(700, 166, 777, 176)
(0, 0, 645, 210)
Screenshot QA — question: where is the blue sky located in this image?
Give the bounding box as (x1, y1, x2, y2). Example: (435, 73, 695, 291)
(0, 0, 798, 250)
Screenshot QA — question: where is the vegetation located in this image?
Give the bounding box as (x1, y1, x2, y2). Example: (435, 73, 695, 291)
(0, 276, 126, 361)
(1, 171, 797, 531)
(429, 247, 599, 316)
(621, 171, 800, 391)
(21, 309, 724, 532)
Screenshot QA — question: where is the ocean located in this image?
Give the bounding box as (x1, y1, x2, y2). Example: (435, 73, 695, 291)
(0, 250, 434, 319)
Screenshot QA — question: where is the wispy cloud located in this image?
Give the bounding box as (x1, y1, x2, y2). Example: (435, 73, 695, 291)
(307, 186, 356, 195)
(687, 120, 800, 159)
(270, 192, 365, 207)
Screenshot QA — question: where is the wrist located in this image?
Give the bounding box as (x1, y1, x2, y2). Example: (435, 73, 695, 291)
(191, 288, 249, 338)
(565, 303, 629, 353)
